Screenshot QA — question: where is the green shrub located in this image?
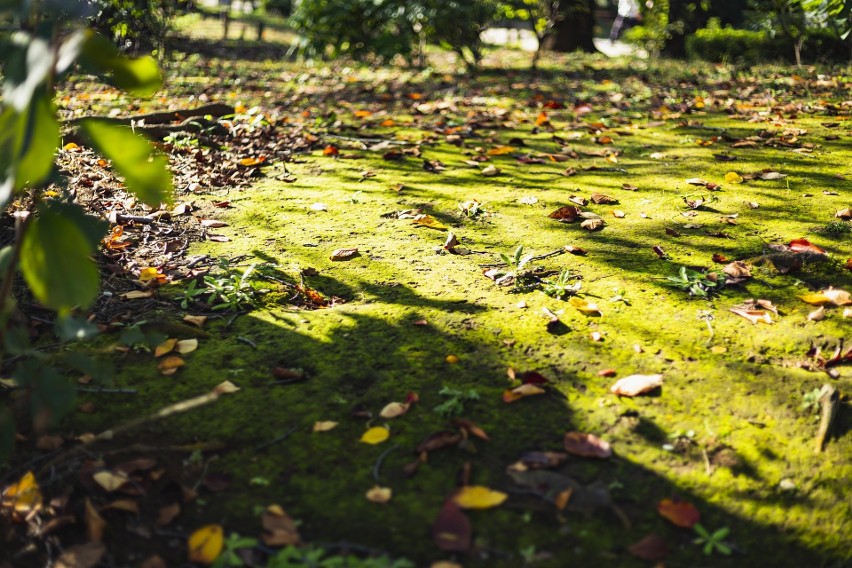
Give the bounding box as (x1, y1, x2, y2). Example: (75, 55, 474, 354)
(685, 24, 779, 63)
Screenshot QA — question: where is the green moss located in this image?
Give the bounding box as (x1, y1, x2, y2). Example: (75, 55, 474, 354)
(46, 54, 852, 567)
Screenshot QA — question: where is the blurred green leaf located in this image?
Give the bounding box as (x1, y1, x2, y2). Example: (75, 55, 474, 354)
(78, 30, 162, 98)
(15, 91, 59, 191)
(79, 119, 172, 206)
(20, 204, 103, 314)
(0, 409, 13, 464)
(55, 315, 99, 342)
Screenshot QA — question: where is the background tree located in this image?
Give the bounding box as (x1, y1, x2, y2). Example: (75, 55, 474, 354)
(541, 0, 597, 52)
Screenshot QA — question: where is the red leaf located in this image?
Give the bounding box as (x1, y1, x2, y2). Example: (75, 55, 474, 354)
(432, 501, 471, 552)
(628, 534, 669, 561)
(789, 238, 826, 254)
(657, 498, 701, 528)
(563, 432, 612, 459)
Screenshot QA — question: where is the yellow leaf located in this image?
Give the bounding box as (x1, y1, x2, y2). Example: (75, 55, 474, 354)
(138, 267, 163, 283)
(799, 293, 831, 305)
(62, 142, 79, 151)
(487, 145, 514, 156)
(412, 215, 448, 230)
(1, 471, 43, 515)
(175, 339, 198, 354)
(154, 338, 177, 358)
(157, 355, 185, 376)
(188, 524, 224, 565)
(366, 485, 393, 503)
(313, 421, 338, 432)
(724, 171, 743, 184)
(239, 156, 266, 167)
(360, 426, 390, 445)
(569, 297, 602, 316)
(502, 383, 546, 403)
(452, 486, 508, 510)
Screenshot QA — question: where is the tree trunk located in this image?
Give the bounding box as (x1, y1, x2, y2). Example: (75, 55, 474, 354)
(543, 0, 597, 53)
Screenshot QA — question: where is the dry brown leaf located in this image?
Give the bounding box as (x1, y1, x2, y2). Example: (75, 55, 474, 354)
(808, 306, 826, 321)
(261, 504, 301, 547)
(580, 218, 605, 231)
(84, 498, 105, 542)
(183, 315, 207, 327)
(157, 502, 181, 526)
(730, 307, 773, 324)
(157, 356, 185, 376)
(55, 543, 106, 568)
(92, 470, 129, 493)
(330, 248, 359, 261)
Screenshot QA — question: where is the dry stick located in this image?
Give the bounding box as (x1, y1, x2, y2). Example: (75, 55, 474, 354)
(37, 383, 238, 476)
(76, 387, 137, 394)
(372, 443, 399, 483)
(253, 426, 299, 452)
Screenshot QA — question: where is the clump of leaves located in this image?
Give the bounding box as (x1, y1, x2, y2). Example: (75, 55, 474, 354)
(542, 269, 582, 299)
(693, 524, 732, 556)
(182, 258, 262, 311)
(433, 387, 480, 418)
(822, 220, 850, 235)
(666, 266, 723, 298)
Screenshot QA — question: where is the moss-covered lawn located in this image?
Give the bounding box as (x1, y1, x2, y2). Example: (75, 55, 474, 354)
(9, 45, 852, 567)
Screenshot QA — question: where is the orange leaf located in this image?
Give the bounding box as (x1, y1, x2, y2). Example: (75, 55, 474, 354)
(657, 498, 701, 528)
(535, 111, 549, 126)
(789, 238, 825, 254)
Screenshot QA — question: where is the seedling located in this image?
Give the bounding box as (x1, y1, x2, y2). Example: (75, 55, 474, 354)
(433, 386, 480, 417)
(212, 533, 259, 568)
(609, 287, 630, 305)
(492, 245, 541, 291)
(542, 269, 582, 299)
(182, 257, 261, 311)
(459, 199, 487, 218)
(801, 387, 822, 413)
(666, 266, 722, 298)
(693, 523, 732, 556)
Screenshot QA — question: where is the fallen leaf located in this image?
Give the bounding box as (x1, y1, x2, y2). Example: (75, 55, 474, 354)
(157, 356, 185, 376)
(366, 486, 392, 503)
(508, 451, 568, 471)
(563, 432, 612, 459)
(569, 297, 601, 316)
(238, 156, 265, 167)
(261, 505, 301, 546)
(563, 245, 587, 255)
(183, 315, 207, 327)
(621, 183, 638, 190)
(502, 383, 546, 403)
(488, 145, 514, 156)
(199, 219, 228, 228)
(453, 486, 507, 510)
(836, 208, 851, 220)
(548, 206, 581, 222)
(432, 501, 471, 552)
(628, 534, 669, 562)
(323, 145, 339, 157)
(580, 218, 604, 231)
(188, 524, 224, 564)
(480, 165, 500, 176)
(92, 470, 129, 493)
(686, 178, 708, 186)
(808, 306, 826, 321)
(657, 498, 701, 528)
(310, 202, 328, 211)
(412, 215, 448, 230)
(313, 421, 338, 432)
(730, 307, 773, 324)
(55, 543, 106, 568)
(360, 426, 390, 445)
(84, 498, 106, 542)
(154, 338, 177, 358)
(157, 502, 181, 527)
(35, 435, 64, 451)
(612, 210, 625, 218)
(213, 380, 240, 395)
(611, 374, 662, 396)
(330, 248, 359, 261)
(723, 261, 751, 279)
(591, 193, 617, 204)
(175, 339, 198, 354)
(789, 238, 826, 254)
(416, 431, 462, 453)
(121, 290, 154, 300)
(451, 418, 490, 441)
(507, 368, 550, 385)
(800, 293, 831, 305)
(759, 171, 786, 180)
(724, 171, 744, 184)
(820, 288, 851, 306)
(380, 401, 412, 419)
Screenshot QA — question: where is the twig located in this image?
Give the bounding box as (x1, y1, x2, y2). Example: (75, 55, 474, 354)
(372, 443, 399, 482)
(236, 336, 256, 349)
(530, 248, 565, 262)
(76, 386, 137, 394)
(253, 426, 298, 452)
(702, 448, 714, 476)
(186, 255, 210, 269)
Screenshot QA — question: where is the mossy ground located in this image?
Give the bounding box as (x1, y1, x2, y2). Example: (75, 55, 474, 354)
(24, 39, 852, 567)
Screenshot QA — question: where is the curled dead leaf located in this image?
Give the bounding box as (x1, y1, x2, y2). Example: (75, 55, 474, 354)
(611, 374, 662, 397)
(563, 432, 612, 459)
